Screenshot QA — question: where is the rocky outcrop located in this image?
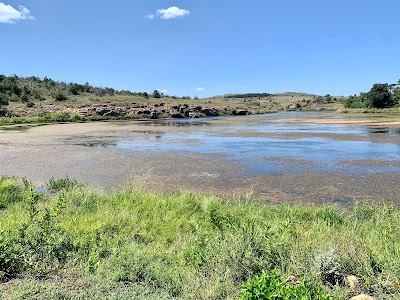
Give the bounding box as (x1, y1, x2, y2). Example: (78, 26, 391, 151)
(201, 108, 219, 116)
(13, 102, 234, 120)
(234, 109, 249, 115)
(171, 113, 185, 119)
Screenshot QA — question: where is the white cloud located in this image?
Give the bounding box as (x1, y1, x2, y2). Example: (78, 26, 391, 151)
(157, 6, 190, 19)
(196, 87, 205, 92)
(0, 3, 35, 24)
(145, 14, 154, 20)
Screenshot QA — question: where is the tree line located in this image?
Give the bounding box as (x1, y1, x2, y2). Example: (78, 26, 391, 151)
(0, 74, 156, 107)
(0, 74, 195, 108)
(344, 81, 400, 109)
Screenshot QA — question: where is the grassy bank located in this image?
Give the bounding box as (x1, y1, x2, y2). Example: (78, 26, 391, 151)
(0, 109, 277, 127)
(1, 177, 399, 299)
(0, 112, 144, 127)
(336, 108, 400, 114)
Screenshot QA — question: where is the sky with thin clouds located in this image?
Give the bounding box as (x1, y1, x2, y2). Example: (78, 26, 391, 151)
(0, 2, 34, 23)
(1, 1, 399, 97)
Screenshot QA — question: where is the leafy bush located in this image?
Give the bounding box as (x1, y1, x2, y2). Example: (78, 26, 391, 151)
(0, 93, 9, 106)
(26, 101, 35, 107)
(0, 177, 29, 209)
(0, 186, 74, 279)
(240, 270, 332, 300)
(47, 177, 84, 193)
(52, 93, 68, 101)
(15, 208, 75, 275)
(0, 233, 21, 280)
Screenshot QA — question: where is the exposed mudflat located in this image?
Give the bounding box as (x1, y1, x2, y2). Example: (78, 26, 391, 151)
(1, 112, 400, 204)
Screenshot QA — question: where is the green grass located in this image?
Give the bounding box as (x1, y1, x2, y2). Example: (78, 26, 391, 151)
(336, 107, 400, 114)
(1, 177, 399, 299)
(0, 111, 144, 126)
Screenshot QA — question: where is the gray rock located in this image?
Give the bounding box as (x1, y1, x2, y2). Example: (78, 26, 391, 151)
(201, 108, 219, 116)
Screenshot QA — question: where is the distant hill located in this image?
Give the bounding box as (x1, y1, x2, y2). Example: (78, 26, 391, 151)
(0, 74, 344, 124)
(224, 92, 318, 99)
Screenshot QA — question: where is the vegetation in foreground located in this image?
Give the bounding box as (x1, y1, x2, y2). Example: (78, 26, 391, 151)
(1, 177, 400, 299)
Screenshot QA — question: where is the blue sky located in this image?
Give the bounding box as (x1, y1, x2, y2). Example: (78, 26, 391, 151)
(0, 1, 399, 97)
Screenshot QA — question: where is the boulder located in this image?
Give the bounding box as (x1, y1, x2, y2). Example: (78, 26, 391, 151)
(186, 111, 197, 118)
(201, 108, 219, 116)
(103, 110, 120, 117)
(137, 110, 151, 115)
(349, 295, 374, 300)
(234, 109, 249, 115)
(286, 275, 298, 283)
(96, 108, 110, 116)
(345, 275, 360, 289)
(171, 113, 185, 118)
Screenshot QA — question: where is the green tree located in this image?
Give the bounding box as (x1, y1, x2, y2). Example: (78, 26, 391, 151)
(52, 93, 68, 101)
(393, 80, 400, 105)
(104, 87, 115, 96)
(366, 83, 394, 108)
(69, 84, 80, 95)
(324, 94, 332, 103)
(152, 90, 161, 99)
(344, 81, 399, 109)
(0, 93, 9, 106)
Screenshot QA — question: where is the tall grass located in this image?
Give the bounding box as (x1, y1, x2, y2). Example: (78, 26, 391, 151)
(0, 177, 399, 299)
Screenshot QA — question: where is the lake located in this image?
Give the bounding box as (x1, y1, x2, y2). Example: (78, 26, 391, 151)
(1, 111, 400, 204)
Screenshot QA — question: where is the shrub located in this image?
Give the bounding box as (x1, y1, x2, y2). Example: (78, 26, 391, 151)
(0, 93, 9, 106)
(240, 270, 332, 300)
(0, 177, 28, 209)
(0, 233, 21, 280)
(52, 93, 68, 101)
(47, 177, 85, 193)
(0, 185, 74, 279)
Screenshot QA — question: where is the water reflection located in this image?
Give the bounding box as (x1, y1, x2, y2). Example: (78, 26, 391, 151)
(66, 112, 400, 175)
(366, 127, 400, 136)
(115, 133, 400, 175)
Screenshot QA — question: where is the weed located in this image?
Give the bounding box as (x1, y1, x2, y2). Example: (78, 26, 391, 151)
(240, 269, 332, 299)
(47, 177, 85, 193)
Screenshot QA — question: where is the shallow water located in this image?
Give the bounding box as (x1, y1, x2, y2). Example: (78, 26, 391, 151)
(1, 111, 400, 203)
(102, 112, 400, 175)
